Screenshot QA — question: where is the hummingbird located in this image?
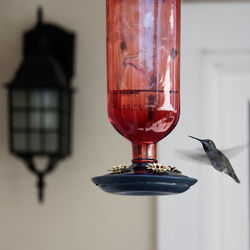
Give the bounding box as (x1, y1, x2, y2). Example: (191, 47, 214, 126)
(189, 136, 240, 183)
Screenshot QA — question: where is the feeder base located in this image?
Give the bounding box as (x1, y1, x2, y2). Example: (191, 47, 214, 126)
(92, 174, 197, 196)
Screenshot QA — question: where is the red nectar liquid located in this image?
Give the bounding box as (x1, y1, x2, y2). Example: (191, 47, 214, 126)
(108, 89, 179, 144)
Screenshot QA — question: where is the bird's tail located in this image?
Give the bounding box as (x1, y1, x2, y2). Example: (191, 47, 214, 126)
(228, 171, 240, 184)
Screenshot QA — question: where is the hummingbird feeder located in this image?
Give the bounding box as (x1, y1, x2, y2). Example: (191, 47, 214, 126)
(92, 0, 197, 195)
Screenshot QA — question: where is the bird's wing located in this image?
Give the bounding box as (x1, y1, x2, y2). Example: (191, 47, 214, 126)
(175, 148, 210, 165)
(217, 151, 241, 183)
(222, 144, 247, 159)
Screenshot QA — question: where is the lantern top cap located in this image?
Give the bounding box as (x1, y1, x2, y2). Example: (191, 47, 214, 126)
(6, 55, 72, 89)
(6, 7, 76, 89)
(24, 7, 75, 83)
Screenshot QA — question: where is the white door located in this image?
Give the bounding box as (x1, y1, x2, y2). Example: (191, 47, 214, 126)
(157, 2, 250, 250)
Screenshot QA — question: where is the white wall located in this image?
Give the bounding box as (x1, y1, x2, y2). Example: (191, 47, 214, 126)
(0, 1, 155, 250)
(158, 2, 250, 250)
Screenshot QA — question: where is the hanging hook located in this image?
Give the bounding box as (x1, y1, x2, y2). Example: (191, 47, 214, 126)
(37, 173, 45, 203)
(21, 155, 61, 203)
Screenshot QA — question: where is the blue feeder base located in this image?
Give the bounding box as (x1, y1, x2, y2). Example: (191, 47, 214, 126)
(92, 174, 198, 196)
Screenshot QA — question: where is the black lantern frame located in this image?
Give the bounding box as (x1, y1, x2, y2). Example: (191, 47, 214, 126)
(6, 8, 75, 202)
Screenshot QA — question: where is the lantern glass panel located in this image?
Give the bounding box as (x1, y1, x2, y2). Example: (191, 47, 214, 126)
(43, 90, 58, 108)
(12, 90, 26, 108)
(13, 132, 27, 152)
(30, 133, 41, 152)
(13, 112, 26, 129)
(30, 90, 41, 108)
(30, 111, 41, 129)
(9, 87, 71, 156)
(43, 112, 58, 129)
(44, 133, 58, 153)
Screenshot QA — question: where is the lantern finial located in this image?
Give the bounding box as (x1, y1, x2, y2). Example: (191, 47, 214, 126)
(37, 7, 43, 26)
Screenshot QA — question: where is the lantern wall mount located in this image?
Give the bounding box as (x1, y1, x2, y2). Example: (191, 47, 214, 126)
(6, 8, 75, 203)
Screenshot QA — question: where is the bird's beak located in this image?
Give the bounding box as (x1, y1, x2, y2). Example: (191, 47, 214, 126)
(188, 135, 203, 142)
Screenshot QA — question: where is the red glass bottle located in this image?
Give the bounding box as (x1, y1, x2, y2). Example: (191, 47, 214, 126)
(107, 0, 180, 173)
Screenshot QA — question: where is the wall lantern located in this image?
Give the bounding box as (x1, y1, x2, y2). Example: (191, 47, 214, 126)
(92, 0, 197, 195)
(6, 8, 75, 203)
